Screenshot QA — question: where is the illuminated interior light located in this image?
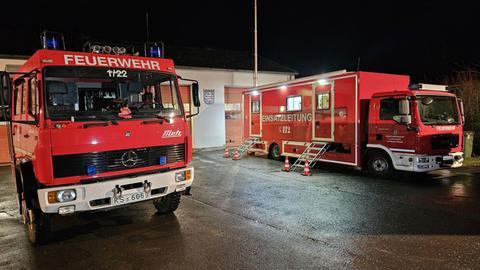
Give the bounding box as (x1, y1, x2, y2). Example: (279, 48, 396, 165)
(252, 90, 259, 96)
(280, 85, 287, 90)
(318, 79, 329, 85)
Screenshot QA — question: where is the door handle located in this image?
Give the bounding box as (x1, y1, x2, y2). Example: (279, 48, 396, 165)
(24, 134, 30, 138)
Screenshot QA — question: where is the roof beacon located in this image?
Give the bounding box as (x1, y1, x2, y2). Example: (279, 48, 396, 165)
(145, 42, 164, 58)
(409, 83, 448, 92)
(40, 31, 65, 50)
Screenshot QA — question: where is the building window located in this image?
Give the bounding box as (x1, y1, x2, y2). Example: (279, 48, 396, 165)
(286, 95, 302, 112)
(380, 98, 400, 120)
(316, 93, 330, 110)
(251, 100, 260, 113)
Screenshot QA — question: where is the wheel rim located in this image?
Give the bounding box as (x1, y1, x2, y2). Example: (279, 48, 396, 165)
(273, 145, 280, 158)
(372, 158, 388, 172)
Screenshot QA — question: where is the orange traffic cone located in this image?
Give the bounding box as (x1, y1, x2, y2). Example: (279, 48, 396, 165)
(224, 148, 230, 158)
(232, 149, 240, 160)
(302, 159, 310, 176)
(282, 156, 290, 172)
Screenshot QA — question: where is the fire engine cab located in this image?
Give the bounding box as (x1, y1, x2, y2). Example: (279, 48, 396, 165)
(0, 31, 201, 244)
(242, 70, 464, 176)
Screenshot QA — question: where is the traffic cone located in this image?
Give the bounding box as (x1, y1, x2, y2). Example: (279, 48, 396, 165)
(302, 159, 310, 176)
(282, 156, 290, 172)
(232, 149, 240, 160)
(224, 148, 230, 158)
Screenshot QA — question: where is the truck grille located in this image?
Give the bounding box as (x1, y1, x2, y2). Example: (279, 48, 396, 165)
(52, 144, 185, 178)
(431, 134, 459, 150)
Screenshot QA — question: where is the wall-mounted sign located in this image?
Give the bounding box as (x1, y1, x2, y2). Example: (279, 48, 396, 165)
(203, 89, 215, 105)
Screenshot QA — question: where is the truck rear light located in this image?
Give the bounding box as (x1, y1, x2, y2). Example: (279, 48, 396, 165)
(48, 189, 77, 203)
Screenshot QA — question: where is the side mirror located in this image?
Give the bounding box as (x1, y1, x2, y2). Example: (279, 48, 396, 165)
(393, 115, 412, 125)
(192, 82, 200, 107)
(458, 98, 465, 124)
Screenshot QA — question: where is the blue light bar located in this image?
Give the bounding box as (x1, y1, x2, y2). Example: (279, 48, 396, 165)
(149, 46, 162, 58)
(144, 41, 164, 58)
(86, 165, 97, 176)
(40, 31, 65, 50)
(46, 37, 59, 50)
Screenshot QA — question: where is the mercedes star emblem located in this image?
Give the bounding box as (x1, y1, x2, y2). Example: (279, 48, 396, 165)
(121, 150, 138, 168)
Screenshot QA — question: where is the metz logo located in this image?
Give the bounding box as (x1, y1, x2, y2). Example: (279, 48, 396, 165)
(162, 130, 182, 138)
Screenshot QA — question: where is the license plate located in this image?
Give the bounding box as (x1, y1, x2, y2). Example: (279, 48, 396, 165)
(113, 191, 149, 205)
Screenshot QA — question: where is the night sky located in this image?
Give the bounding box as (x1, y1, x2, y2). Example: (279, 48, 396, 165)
(1, 0, 477, 81)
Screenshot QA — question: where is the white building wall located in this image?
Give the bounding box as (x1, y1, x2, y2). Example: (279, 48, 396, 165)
(176, 67, 293, 149)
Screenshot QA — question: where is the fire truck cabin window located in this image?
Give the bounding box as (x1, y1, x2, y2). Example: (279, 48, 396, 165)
(251, 100, 260, 113)
(316, 93, 330, 110)
(21, 81, 27, 114)
(380, 98, 400, 120)
(29, 78, 39, 117)
(14, 84, 21, 116)
(43, 67, 182, 121)
(287, 96, 302, 112)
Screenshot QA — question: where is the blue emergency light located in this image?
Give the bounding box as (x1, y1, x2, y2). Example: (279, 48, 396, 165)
(145, 42, 164, 58)
(40, 31, 65, 50)
(159, 156, 167, 165)
(86, 165, 97, 176)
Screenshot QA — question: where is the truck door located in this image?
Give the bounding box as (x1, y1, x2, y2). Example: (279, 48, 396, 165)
(372, 97, 416, 151)
(249, 93, 261, 136)
(22, 76, 40, 157)
(313, 82, 334, 141)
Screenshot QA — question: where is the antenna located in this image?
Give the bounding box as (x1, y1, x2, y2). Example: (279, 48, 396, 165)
(146, 12, 150, 43)
(253, 0, 258, 87)
(356, 56, 361, 72)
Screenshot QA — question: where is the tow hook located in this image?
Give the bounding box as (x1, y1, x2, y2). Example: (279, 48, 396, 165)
(143, 181, 152, 193)
(113, 185, 123, 199)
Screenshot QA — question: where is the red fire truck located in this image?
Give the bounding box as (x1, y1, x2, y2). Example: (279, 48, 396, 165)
(0, 32, 200, 244)
(243, 70, 464, 175)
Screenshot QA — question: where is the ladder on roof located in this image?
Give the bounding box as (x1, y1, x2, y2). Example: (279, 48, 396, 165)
(233, 137, 261, 159)
(290, 142, 330, 173)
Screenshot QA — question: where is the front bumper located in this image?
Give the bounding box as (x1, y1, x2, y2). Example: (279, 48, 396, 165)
(393, 152, 463, 172)
(37, 167, 194, 214)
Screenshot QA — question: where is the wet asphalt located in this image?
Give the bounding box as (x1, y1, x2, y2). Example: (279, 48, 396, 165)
(1, 151, 480, 269)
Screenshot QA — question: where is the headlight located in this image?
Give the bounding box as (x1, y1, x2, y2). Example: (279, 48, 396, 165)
(175, 170, 192, 182)
(48, 189, 77, 203)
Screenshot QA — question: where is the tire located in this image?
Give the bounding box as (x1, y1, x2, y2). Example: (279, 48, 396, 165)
(153, 192, 181, 214)
(268, 143, 282, 161)
(367, 150, 394, 178)
(23, 199, 51, 245)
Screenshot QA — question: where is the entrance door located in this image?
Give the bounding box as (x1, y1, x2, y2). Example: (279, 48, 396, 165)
(313, 82, 334, 141)
(224, 87, 245, 147)
(249, 93, 262, 136)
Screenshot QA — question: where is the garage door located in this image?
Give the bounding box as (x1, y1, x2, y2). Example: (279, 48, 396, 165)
(225, 87, 246, 147)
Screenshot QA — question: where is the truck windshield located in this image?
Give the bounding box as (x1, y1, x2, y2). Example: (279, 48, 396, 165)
(43, 67, 182, 121)
(417, 95, 459, 125)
